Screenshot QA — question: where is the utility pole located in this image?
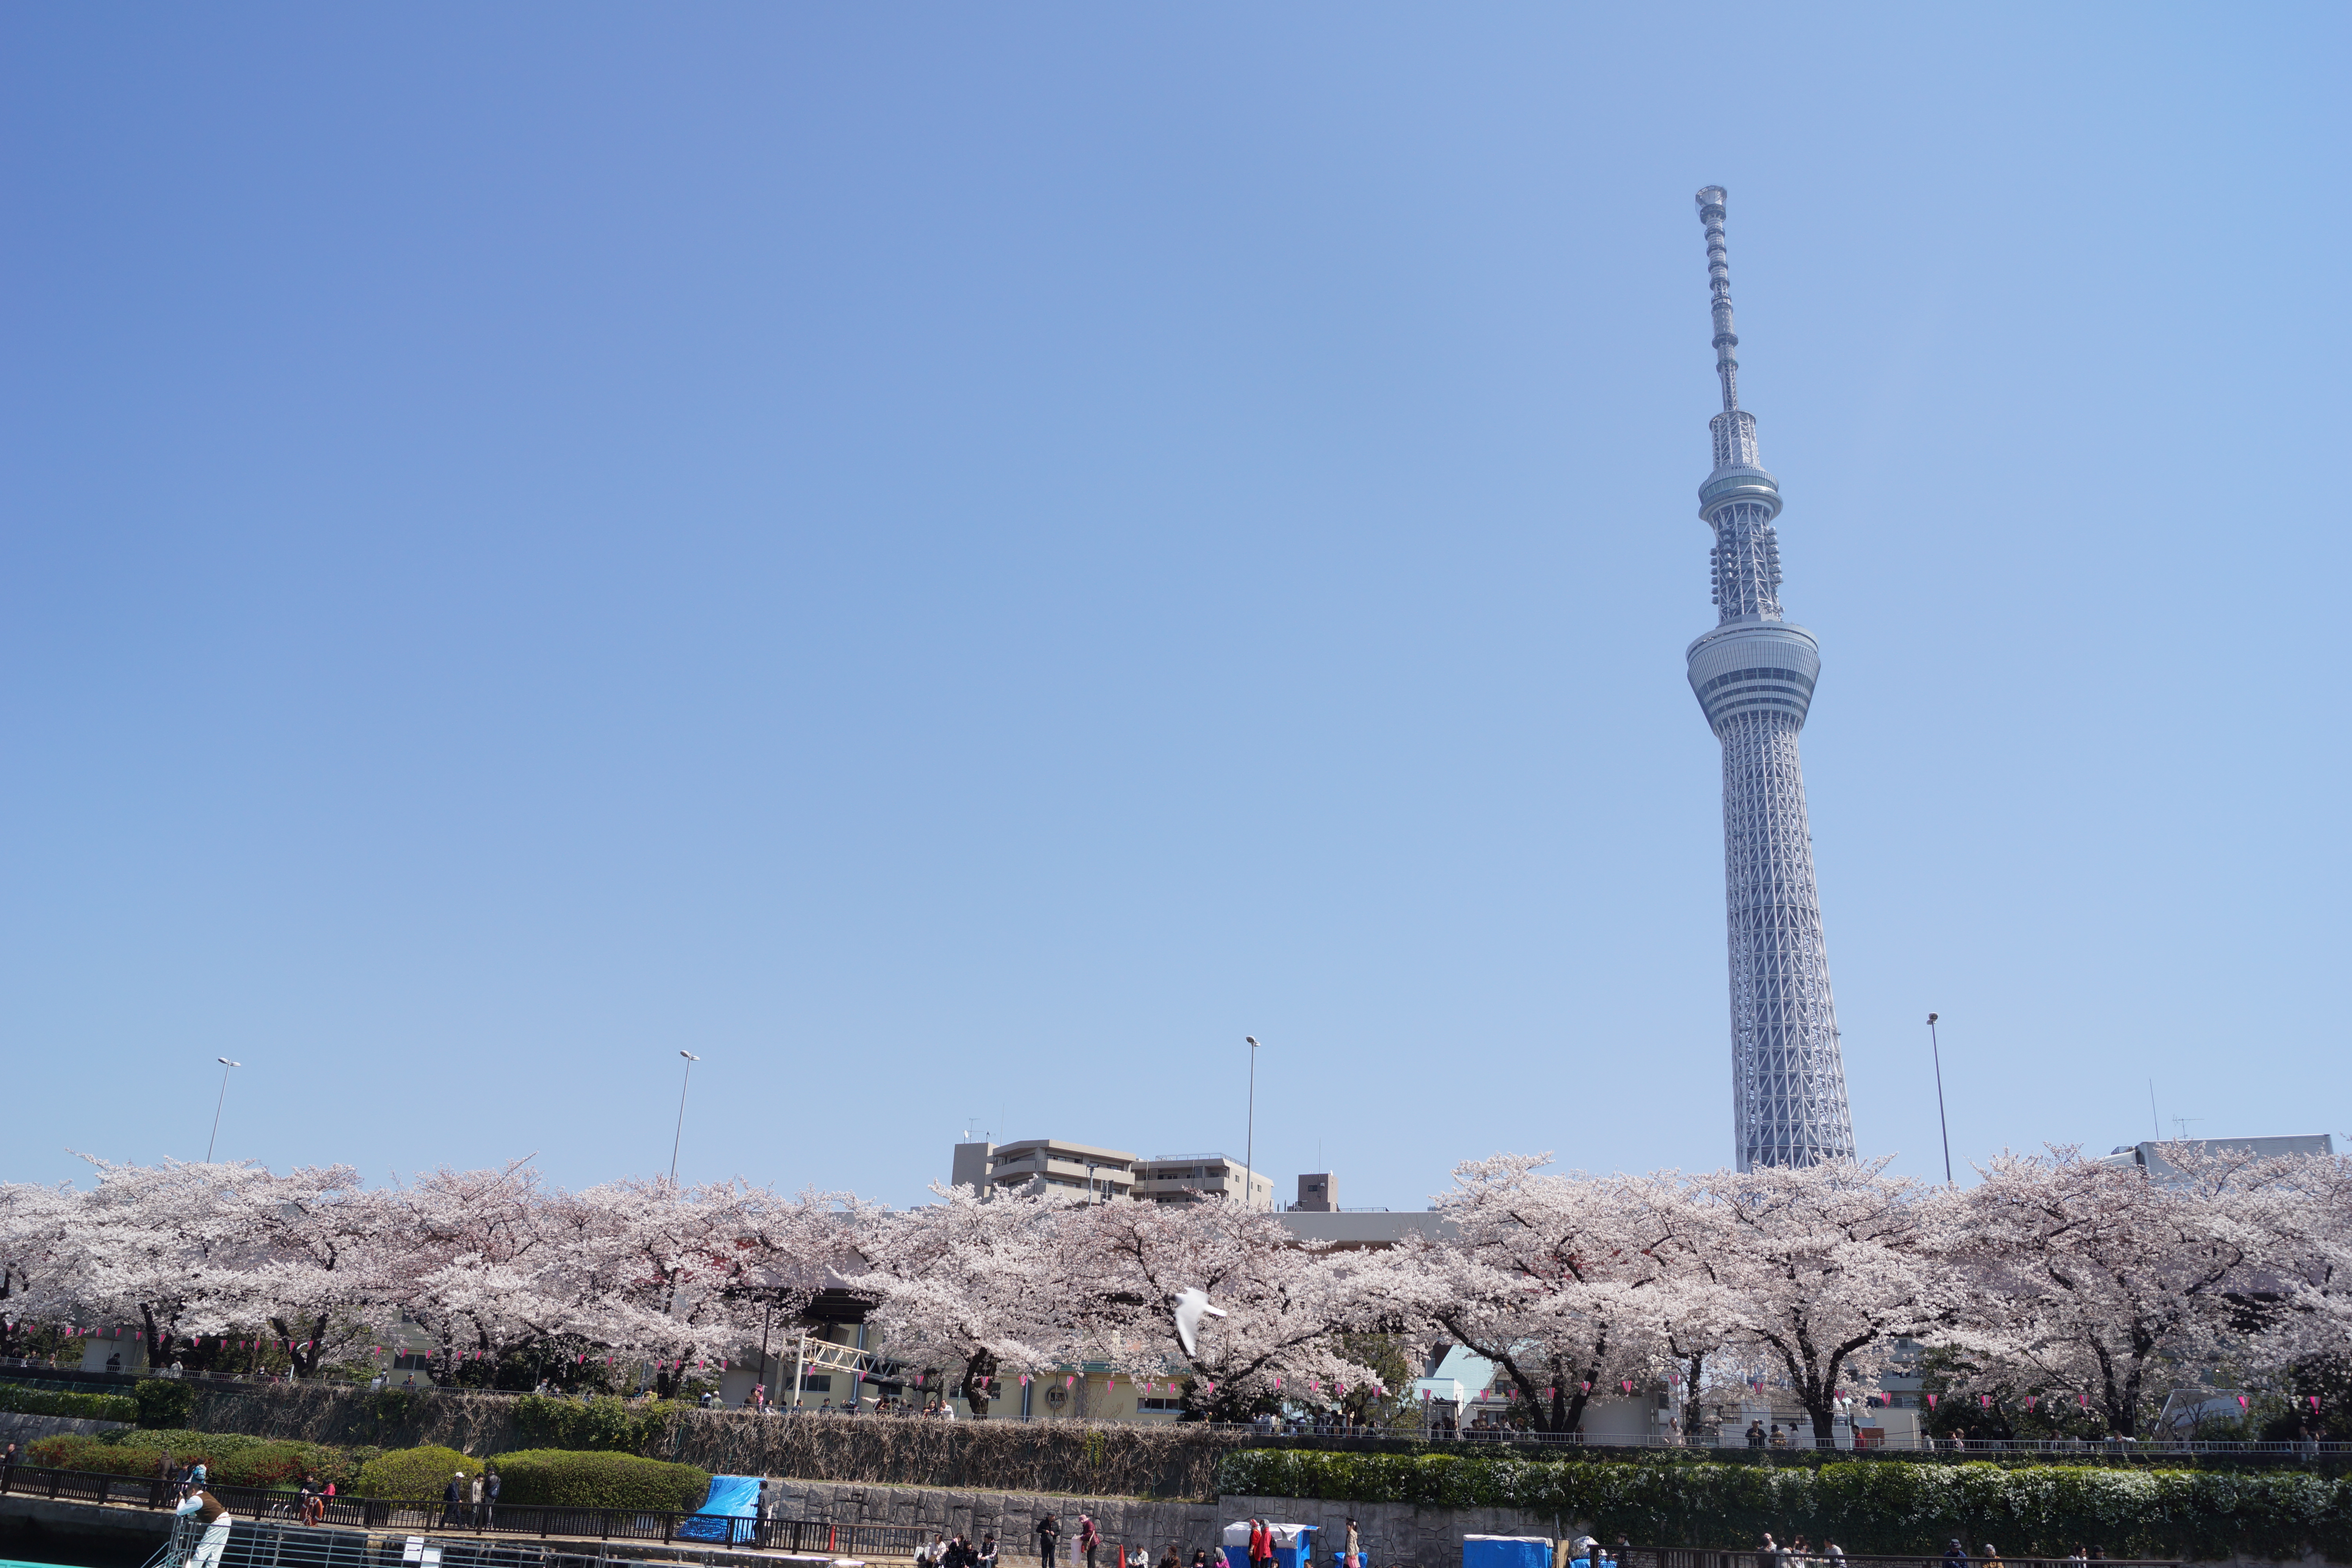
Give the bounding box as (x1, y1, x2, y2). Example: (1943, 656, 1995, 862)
(1243, 1036, 1260, 1210)
(1926, 1015, 1952, 1185)
(670, 1051, 701, 1183)
(206, 1058, 241, 1163)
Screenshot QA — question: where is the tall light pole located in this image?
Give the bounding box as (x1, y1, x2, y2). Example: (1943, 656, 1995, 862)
(670, 1051, 701, 1183)
(1243, 1036, 1259, 1211)
(206, 1058, 241, 1163)
(1926, 1014, 1952, 1186)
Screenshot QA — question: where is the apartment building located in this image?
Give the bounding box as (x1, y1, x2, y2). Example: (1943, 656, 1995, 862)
(951, 1138, 1272, 1208)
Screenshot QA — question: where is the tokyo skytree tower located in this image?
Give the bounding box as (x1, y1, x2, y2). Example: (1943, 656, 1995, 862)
(1684, 187, 1855, 1170)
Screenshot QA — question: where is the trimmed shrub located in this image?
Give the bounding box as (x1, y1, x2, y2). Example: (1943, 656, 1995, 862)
(1218, 1450, 2352, 1561)
(0, 1382, 138, 1423)
(26, 1429, 361, 1490)
(487, 1449, 710, 1512)
(358, 1445, 482, 1501)
(133, 1379, 198, 1429)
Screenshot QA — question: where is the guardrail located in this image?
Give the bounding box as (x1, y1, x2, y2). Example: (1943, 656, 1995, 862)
(1620, 1552, 2178, 1568)
(1392, 1430, 2350, 1455)
(0, 1465, 932, 1558)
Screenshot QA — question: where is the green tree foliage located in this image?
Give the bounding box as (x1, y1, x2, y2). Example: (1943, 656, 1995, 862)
(132, 1378, 197, 1429)
(510, 1393, 682, 1454)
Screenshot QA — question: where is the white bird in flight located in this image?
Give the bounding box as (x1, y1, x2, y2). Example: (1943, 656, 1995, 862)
(1171, 1287, 1226, 1357)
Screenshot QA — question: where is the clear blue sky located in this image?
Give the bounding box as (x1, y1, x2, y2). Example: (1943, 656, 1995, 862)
(4, 5, 2345, 1207)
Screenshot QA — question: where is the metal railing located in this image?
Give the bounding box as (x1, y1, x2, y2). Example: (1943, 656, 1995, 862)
(1618, 1553, 2179, 1568)
(1392, 1428, 2349, 1457)
(0, 1463, 934, 1559)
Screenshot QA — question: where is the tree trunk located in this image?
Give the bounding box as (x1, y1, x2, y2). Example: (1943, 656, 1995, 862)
(960, 1348, 998, 1417)
(1678, 1349, 1708, 1433)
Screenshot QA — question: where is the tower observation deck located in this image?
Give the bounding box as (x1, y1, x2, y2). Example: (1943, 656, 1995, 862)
(1685, 187, 1855, 1170)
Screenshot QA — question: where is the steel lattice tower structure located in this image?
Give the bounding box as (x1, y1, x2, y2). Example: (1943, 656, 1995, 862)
(1684, 186, 1855, 1171)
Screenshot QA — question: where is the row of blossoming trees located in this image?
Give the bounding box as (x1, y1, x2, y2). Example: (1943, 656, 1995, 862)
(3, 1145, 2347, 1439)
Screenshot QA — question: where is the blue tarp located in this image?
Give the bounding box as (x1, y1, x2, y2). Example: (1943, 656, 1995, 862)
(1462, 1537, 1552, 1568)
(675, 1474, 761, 1543)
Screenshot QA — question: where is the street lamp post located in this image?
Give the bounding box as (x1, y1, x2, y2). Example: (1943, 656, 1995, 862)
(1243, 1036, 1259, 1211)
(670, 1051, 701, 1183)
(206, 1058, 242, 1163)
(1926, 1013, 1953, 1186)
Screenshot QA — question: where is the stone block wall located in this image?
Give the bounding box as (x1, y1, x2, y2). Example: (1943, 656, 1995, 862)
(766, 1479, 1568, 1568)
(767, 1477, 1222, 1561)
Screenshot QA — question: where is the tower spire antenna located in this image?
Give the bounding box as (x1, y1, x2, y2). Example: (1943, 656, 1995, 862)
(1681, 184, 1855, 1172)
(1696, 186, 1739, 414)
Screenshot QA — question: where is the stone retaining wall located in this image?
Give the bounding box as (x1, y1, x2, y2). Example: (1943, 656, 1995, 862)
(768, 1477, 1223, 1560)
(764, 1478, 1563, 1568)
(0, 1410, 133, 1445)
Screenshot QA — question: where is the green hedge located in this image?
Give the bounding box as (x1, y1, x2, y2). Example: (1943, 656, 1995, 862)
(27, 1430, 363, 1490)
(1219, 1450, 2352, 1561)
(0, 1382, 138, 1423)
(510, 1394, 681, 1455)
(133, 1379, 197, 1429)
(487, 1449, 709, 1512)
(357, 1445, 481, 1500)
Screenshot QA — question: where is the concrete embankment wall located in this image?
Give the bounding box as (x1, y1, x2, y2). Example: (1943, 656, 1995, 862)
(0, 1410, 134, 1445)
(769, 1478, 1558, 1568)
(0, 1493, 173, 1568)
(773, 1479, 2333, 1568)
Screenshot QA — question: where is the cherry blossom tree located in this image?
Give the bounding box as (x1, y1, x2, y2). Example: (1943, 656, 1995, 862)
(1695, 1158, 1941, 1447)
(1379, 1156, 1684, 1434)
(197, 1163, 394, 1377)
(1936, 1145, 2279, 1437)
(0, 1180, 82, 1359)
(1064, 1195, 1387, 1421)
(61, 1158, 265, 1366)
(846, 1184, 1074, 1415)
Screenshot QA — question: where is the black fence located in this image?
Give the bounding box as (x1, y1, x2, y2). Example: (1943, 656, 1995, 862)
(1621, 1553, 2179, 1568)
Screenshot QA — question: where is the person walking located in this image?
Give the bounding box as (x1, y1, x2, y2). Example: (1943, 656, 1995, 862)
(485, 1467, 500, 1526)
(1248, 1519, 1274, 1568)
(1745, 1420, 1766, 1449)
(0, 1442, 18, 1494)
(1980, 1546, 2004, 1568)
(443, 1471, 466, 1528)
(469, 1471, 486, 1528)
(1940, 1541, 1970, 1568)
(1343, 1519, 1361, 1568)
(1079, 1514, 1101, 1568)
(1037, 1513, 1061, 1568)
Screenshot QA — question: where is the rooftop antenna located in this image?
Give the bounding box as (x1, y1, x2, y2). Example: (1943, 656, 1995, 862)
(2149, 1080, 2161, 1141)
